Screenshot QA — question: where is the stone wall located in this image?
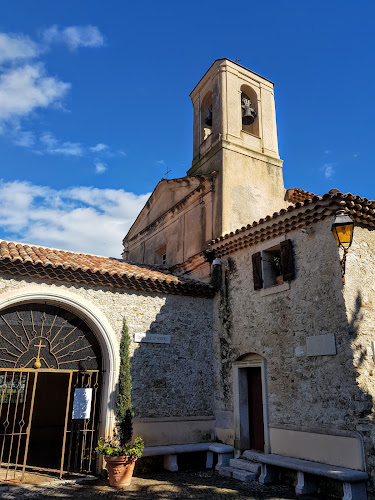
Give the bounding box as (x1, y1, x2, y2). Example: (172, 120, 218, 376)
(0, 274, 214, 445)
(213, 218, 375, 477)
(344, 225, 375, 484)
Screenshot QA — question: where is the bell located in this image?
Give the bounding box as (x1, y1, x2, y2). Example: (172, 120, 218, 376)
(242, 98, 257, 125)
(205, 105, 212, 127)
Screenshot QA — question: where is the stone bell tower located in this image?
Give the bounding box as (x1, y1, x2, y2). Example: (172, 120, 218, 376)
(188, 59, 286, 235)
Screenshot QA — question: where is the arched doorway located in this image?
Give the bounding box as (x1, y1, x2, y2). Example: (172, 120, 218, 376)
(0, 302, 103, 482)
(233, 353, 270, 454)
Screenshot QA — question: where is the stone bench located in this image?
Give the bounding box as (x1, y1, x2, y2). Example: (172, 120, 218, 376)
(244, 451, 368, 500)
(143, 443, 234, 472)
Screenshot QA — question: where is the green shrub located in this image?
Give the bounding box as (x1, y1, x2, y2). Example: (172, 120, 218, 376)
(96, 318, 144, 457)
(115, 319, 133, 445)
(96, 436, 144, 458)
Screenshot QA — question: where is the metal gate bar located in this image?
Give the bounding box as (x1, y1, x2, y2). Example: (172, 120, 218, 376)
(59, 371, 73, 478)
(20, 371, 38, 482)
(64, 371, 100, 475)
(0, 371, 38, 483)
(13, 372, 31, 479)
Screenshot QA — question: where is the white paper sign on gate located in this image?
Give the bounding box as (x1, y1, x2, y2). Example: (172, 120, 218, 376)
(72, 388, 93, 419)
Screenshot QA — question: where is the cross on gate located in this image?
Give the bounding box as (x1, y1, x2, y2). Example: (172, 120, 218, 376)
(33, 339, 46, 369)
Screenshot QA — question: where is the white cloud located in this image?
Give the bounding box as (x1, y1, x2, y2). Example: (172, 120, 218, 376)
(0, 63, 70, 121)
(95, 162, 107, 174)
(39, 132, 83, 156)
(323, 162, 335, 179)
(43, 25, 105, 51)
(156, 159, 165, 165)
(90, 143, 108, 152)
(0, 28, 114, 163)
(0, 180, 150, 257)
(0, 33, 40, 64)
(10, 127, 35, 147)
(324, 149, 332, 155)
(353, 153, 359, 158)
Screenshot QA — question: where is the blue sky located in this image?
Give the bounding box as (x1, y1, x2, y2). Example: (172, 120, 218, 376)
(0, 1, 374, 257)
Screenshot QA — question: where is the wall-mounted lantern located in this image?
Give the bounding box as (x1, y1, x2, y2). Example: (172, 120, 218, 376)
(331, 209, 354, 249)
(331, 209, 354, 284)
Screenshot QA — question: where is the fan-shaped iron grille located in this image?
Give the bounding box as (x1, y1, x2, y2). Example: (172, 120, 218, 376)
(0, 303, 102, 371)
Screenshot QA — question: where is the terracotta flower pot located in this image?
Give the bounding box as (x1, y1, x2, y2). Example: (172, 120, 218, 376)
(276, 275, 283, 285)
(104, 455, 136, 487)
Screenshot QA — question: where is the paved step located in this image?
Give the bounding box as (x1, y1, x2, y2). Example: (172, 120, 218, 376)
(243, 450, 261, 462)
(217, 466, 233, 478)
(232, 469, 258, 482)
(217, 466, 257, 482)
(229, 458, 260, 474)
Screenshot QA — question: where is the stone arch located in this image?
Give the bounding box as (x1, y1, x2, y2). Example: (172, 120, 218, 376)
(201, 90, 213, 142)
(240, 84, 259, 137)
(0, 285, 119, 438)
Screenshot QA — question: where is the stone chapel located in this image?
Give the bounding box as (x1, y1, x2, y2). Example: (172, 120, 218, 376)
(0, 59, 375, 499)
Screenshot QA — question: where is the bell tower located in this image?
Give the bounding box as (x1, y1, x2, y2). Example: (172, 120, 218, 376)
(188, 59, 286, 236)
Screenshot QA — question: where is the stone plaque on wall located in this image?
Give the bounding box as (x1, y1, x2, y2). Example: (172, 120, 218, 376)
(134, 332, 171, 344)
(306, 334, 336, 357)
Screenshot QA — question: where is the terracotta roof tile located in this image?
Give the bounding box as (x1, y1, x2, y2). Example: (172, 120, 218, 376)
(211, 191, 375, 257)
(286, 188, 317, 204)
(0, 241, 214, 298)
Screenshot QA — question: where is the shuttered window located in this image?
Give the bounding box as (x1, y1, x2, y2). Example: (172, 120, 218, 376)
(252, 252, 263, 290)
(280, 239, 295, 281)
(252, 239, 295, 290)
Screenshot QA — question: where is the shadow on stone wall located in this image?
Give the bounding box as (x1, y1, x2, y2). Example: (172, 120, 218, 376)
(346, 289, 374, 489)
(107, 291, 214, 443)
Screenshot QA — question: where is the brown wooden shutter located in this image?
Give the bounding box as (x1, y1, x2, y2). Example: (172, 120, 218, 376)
(252, 252, 263, 290)
(280, 239, 295, 281)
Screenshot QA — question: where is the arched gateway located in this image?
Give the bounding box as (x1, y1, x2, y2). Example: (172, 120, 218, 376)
(0, 302, 104, 482)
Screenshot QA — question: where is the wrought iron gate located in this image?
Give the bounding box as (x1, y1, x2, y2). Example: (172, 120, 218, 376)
(0, 303, 103, 483)
(0, 368, 100, 482)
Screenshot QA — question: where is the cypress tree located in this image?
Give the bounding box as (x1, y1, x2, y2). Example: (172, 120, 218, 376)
(115, 319, 133, 445)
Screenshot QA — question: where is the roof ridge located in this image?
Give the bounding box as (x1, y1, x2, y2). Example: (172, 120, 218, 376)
(0, 239, 121, 260)
(0, 240, 213, 298)
(210, 190, 375, 252)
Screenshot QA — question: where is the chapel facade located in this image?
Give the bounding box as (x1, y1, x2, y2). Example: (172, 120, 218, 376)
(123, 59, 375, 498)
(0, 59, 374, 499)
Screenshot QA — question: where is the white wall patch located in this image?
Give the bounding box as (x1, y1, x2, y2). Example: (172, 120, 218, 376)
(306, 334, 336, 357)
(134, 332, 171, 344)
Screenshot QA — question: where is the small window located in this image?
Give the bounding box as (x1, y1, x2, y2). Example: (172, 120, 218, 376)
(262, 246, 282, 288)
(252, 240, 295, 290)
(155, 245, 167, 266)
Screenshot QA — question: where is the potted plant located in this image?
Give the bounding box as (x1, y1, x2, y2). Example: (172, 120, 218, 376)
(96, 436, 144, 487)
(268, 255, 283, 285)
(96, 320, 144, 487)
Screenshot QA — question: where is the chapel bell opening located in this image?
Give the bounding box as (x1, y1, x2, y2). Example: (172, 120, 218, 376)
(0, 303, 103, 483)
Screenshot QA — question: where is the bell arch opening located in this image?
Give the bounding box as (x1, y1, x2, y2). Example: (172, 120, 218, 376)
(240, 84, 259, 137)
(201, 90, 213, 142)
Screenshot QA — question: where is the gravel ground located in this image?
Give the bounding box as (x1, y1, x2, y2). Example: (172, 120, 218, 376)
(0, 470, 324, 499)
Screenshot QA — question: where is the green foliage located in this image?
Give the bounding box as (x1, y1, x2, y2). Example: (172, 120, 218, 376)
(97, 319, 143, 459)
(95, 436, 144, 458)
(267, 255, 282, 276)
(115, 319, 133, 446)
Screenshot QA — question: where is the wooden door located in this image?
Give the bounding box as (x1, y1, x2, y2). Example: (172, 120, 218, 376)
(247, 367, 264, 451)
